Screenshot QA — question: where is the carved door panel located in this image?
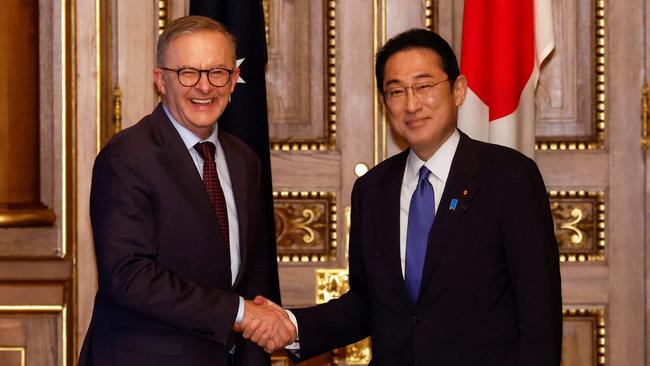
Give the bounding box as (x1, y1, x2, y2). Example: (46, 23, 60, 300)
(72, 0, 650, 365)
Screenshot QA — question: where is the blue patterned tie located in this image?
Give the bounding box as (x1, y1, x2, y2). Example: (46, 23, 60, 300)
(405, 166, 435, 302)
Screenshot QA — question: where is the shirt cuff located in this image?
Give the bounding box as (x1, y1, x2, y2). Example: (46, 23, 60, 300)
(284, 309, 300, 350)
(235, 296, 244, 324)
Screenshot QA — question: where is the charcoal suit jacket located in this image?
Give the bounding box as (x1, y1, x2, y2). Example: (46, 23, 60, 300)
(291, 131, 562, 366)
(78, 103, 277, 366)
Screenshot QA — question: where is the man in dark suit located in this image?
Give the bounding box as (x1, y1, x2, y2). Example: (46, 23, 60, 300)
(78, 16, 295, 366)
(246, 28, 562, 365)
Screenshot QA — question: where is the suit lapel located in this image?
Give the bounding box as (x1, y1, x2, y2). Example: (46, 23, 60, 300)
(152, 104, 221, 238)
(418, 132, 480, 302)
(374, 151, 416, 309)
(219, 132, 249, 287)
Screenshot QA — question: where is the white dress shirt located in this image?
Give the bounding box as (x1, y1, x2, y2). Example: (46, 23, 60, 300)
(399, 129, 459, 278)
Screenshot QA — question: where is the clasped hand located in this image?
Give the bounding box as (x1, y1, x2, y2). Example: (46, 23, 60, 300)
(233, 295, 296, 353)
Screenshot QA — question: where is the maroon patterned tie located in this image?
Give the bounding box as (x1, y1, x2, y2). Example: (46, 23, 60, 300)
(195, 142, 230, 259)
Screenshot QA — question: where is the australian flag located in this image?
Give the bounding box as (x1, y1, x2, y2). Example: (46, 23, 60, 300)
(190, 0, 280, 304)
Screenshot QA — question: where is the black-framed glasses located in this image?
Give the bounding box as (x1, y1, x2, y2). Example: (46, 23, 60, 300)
(383, 78, 449, 106)
(159, 66, 234, 87)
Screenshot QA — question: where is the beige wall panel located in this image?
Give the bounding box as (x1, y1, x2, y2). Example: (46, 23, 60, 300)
(561, 317, 597, 365)
(0, 313, 60, 366)
(116, 0, 157, 129)
(536, 0, 595, 140)
(75, 0, 100, 350)
(0, 261, 71, 282)
(560, 265, 608, 304)
(0, 285, 63, 306)
(537, 152, 607, 187)
(607, 0, 646, 361)
(271, 151, 340, 190)
(0, 348, 23, 366)
(0, 228, 58, 257)
(266, 0, 324, 140)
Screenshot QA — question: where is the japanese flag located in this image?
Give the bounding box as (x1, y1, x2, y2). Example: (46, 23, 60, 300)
(458, 0, 554, 158)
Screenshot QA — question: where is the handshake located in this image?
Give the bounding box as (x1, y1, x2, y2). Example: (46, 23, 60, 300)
(233, 295, 297, 353)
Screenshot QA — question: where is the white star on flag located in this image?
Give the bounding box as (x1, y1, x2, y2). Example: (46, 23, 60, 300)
(236, 58, 246, 84)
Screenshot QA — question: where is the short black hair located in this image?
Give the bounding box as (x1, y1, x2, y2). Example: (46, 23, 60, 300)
(375, 28, 460, 93)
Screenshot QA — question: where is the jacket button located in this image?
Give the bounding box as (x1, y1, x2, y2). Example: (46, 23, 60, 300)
(412, 314, 422, 324)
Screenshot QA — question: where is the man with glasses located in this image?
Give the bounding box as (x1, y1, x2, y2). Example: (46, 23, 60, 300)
(78, 16, 295, 366)
(247, 28, 562, 365)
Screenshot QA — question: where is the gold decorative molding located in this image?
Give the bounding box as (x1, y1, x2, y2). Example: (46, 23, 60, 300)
(316, 269, 371, 364)
(0, 305, 64, 312)
(274, 191, 337, 262)
(113, 84, 122, 134)
(0, 206, 56, 228)
(549, 190, 605, 262)
(158, 0, 169, 35)
(0, 347, 25, 366)
(373, 0, 387, 164)
(562, 307, 606, 366)
(536, 0, 606, 151)
(316, 269, 349, 303)
(424, 0, 436, 31)
(270, 0, 337, 151)
(346, 337, 372, 364)
(262, 0, 270, 46)
(642, 80, 649, 154)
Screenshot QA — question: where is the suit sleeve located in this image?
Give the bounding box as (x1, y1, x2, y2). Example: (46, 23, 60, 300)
(289, 180, 371, 361)
(90, 145, 239, 346)
(238, 156, 275, 366)
(502, 158, 562, 365)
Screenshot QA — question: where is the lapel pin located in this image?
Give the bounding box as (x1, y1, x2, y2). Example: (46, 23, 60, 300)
(449, 198, 458, 210)
(462, 189, 469, 197)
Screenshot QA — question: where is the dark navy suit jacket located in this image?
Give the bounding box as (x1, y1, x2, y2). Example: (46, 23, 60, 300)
(292, 131, 562, 366)
(78, 104, 277, 366)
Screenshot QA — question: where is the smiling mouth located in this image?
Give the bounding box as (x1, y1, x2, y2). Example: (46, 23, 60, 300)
(405, 117, 427, 126)
(190, 98, 215, 105)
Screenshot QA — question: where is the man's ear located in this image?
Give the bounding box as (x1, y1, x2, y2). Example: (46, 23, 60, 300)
(153, 68, 166, 95)
(453, 75, 468, 107)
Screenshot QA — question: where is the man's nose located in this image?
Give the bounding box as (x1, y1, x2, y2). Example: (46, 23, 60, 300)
(405, 88, 422, 112)
(195, 72, 212, 92)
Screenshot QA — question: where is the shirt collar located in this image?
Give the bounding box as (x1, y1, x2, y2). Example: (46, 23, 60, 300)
(163, 104, 219, 150)
(406, 129, 460, 184)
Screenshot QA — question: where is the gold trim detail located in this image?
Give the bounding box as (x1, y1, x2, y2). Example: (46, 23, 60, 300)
(113, 85, 122, 134)
(0, 347, 26, 366)
(95, 0, 101, 153)
(316, 269, 371, 364)
(536, 0, 606, 151)
(642, 80, 649, 153)
(563, 307, 606, 366)
(346, 338, 372, 364)
(274, 191, 337, 262)
(158, 0, 169, 35)
(424, 0, 435, 31)
(0, 305, 64, 312)
(316, 269, 349, 303)
(270, 0, 337, 151)
(372, 0, 387, 165)
(262, 0, 270, 46)
(549, 190, 605, 262)
(0, 207, 56, 228)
